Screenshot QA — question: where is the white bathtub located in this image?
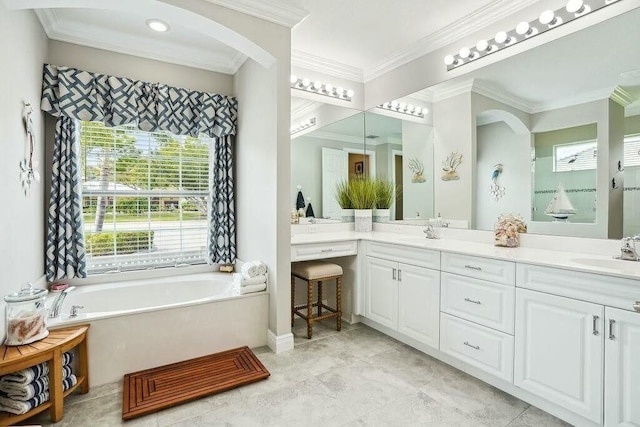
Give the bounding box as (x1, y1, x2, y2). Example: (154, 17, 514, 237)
(46, 272, 269, 386)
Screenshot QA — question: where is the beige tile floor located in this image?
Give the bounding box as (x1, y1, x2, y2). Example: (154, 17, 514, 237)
(27, 319, 571, 426)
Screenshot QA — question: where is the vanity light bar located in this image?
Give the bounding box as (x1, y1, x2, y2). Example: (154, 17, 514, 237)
(377, 101, 427, 118)
(444, 0, 622, 70)
(290, 75, 354, 102)
(290, 117, 316, 135)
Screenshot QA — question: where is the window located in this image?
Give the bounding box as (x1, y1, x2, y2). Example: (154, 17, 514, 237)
(80, 122, 212, 274)
(625, 134, 640, 168)
(553, 140, 598, 172)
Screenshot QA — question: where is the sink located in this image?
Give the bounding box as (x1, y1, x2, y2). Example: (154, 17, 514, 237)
(570, 257, 640, 275)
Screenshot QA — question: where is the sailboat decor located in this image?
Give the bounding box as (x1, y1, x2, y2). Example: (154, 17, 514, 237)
(544, 183, 577, 220)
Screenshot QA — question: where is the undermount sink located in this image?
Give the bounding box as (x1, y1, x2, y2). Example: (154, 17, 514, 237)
(570, 257, 640, 275)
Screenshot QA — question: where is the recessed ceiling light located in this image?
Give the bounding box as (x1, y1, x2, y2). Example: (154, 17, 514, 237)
(146, 19, 170, 32)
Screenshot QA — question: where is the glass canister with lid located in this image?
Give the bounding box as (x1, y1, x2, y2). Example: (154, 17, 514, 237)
(4, 283, 49, 346)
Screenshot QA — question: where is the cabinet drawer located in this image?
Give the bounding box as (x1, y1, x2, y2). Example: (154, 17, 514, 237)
(291, 240, 357, 262)
(441, 253, 515, 286)
(367, 242, 439, 270)
(441, 273, 515, 334)
(440, 313, 514, 382)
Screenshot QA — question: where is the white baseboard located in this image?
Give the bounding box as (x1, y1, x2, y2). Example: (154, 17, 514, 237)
(267, 329, 294, 354)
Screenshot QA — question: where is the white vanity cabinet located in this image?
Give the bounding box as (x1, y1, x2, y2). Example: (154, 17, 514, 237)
(514, 288, 604, 424)
(605, 307, 640, 427)
(364, 242, 440, 349)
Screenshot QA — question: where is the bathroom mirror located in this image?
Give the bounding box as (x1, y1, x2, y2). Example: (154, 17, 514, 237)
(399, 6, 640, 239)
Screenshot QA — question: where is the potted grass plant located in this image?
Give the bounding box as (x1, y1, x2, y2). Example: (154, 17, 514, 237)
(335, 180, 354, 222)
(349, 176, 376, 232)
(374, 178, 395, 222)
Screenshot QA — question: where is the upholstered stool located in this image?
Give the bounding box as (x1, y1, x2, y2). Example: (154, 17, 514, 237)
(291, 261, 343, 339)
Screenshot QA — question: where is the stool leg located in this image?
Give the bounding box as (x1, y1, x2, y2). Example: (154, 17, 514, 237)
(317, 280, 323, 317)
(291, 275, 296, 327)
(336, 276, 342, 332)
(307, 280, 314, 339)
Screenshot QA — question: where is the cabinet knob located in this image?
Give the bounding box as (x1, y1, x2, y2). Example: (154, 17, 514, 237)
(633, 301, 640, 313)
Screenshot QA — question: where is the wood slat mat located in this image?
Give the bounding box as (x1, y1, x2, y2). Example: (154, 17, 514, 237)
(122, 346, 269, 420)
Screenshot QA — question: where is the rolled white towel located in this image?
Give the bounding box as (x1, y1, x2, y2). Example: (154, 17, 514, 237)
(256, 262, 267, 275)
(240, 261, 260, 278)
(240, 283, 267, 295)
(233, 274, 267, 287)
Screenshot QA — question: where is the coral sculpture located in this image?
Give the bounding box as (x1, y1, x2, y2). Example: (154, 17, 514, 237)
(441, 151, 463, 181)
(407, 158, 426, 183)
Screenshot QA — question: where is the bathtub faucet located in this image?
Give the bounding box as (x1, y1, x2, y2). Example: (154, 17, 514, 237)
(49, 286, 76, 318)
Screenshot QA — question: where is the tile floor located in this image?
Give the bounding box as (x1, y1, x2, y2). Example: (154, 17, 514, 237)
(28, 319, 571, 426)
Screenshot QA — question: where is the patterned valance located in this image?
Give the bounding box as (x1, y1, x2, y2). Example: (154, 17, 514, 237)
(41, 64, 237, 138)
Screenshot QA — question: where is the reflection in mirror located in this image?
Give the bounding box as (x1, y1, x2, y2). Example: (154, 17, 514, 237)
(364, 111, 434, 222)
(291, 110, 365, 221)
(533, 124, 597, 224)
(402, 7, 640, 238)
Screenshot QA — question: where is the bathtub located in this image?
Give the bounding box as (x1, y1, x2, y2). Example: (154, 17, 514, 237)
(46, 272, 269, 387)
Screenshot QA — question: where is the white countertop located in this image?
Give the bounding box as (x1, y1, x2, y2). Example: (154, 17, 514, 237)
(291, 231, 640, 282)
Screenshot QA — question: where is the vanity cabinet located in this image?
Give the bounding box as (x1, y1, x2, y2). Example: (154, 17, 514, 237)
(604, 307, 640, 427)
(364, 254, 440, 349)
(514, 288, 604, 424)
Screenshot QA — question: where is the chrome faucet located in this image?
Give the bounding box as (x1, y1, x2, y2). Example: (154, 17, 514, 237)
(49, 286, 76, 318)
(617, 236, 640, 261)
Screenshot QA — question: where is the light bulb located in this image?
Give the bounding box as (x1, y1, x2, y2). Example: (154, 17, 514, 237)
(414, 107, 422, 115)
(444, 55, 456, 66)
(391, 100, 399, 109)
(459, 47, 471, 59)
(494, 31, 509, 44)
(290, 74, 298, 84)
(312, 81, 322, 90)
(382, 102, 390, 109)
(566, 0, 584, 13)
(399, 103, 407, 112)
(146, 19, 170, 32)
(539, 10, 556, 25)
(301, 78, 311, 87)
(346, 89, 355, 98)
(335, 87, 344, 96)
(324, 83, 333, 93)
(422, 107, 429, 115)
(476, 39, 489, 52)
(516, 22, 531, 36)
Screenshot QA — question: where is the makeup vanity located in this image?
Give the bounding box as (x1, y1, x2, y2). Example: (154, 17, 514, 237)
(291, 227, 640, 427)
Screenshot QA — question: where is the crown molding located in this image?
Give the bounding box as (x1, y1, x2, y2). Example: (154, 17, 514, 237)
(626, 102, 640, 117)
(471, 79, 535, 113)
(291, 99, 322, 121)
(362, 0, 540, 82)
(432, 79, 476, 103)
(36, 9, 246, 74)
(407, 89, 433, 104)
(610, 86, 634, 107)
(529, 87, 620, 114)
(292, 49, 364, 82)
(202, 0, 308, 28)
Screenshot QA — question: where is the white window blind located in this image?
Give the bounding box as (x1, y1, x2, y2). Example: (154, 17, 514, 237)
(625, 134, 640, 168)
(553, 140, 598, 172)
(80, 121, 212, 274)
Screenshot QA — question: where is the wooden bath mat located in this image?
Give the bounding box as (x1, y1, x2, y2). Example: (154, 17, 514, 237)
(122, 346, 269, 420)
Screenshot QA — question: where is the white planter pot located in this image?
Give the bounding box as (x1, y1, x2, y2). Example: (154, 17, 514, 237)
(354, 209, 373, 232)
(341, 208, 355, 223)
(373, 208, 390, 223)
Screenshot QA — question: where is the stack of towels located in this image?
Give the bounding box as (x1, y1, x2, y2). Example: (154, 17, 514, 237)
(234, 261, 267, 294)
(0, 352, 77, 415)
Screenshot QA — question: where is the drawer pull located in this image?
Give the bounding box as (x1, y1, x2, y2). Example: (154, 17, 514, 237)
(320, 249, 333, 253)
(392, 268, 396, 280)
(464, 341, 480, 350)
(398, 269, 402, 282)
(464, 298, 481, 305)
(464, 264, 482, 271)
(609, 319, 616, 340)
(592, 315, 599, 336)
(633, 301, 640, 313)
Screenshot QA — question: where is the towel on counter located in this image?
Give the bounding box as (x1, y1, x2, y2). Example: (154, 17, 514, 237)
(239, 283, 267, 295)
(233, 274, 267, 287)
(0, 375, 77, 415)
(240, 261, 267, 278)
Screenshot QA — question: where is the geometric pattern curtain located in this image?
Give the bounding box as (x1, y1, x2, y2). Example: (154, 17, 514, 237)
(41, 64, 237, 138)
(208, 135, 236, 264)
(45, 116, 87, 282)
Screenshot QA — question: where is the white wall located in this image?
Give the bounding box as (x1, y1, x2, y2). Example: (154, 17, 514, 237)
(402, 122, 434, 219)
(475, 121, 531, 230)
(0, 6, 48, 341)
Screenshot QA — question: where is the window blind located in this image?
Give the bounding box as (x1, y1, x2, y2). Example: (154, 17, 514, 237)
(553, 140, 597, 172)
(80, 121, 212, 274)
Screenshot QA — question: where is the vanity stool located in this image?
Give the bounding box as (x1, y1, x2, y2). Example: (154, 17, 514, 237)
(291, 261, 343, 339)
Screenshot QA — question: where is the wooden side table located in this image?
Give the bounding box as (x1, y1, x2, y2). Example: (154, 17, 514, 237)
(0, 324, 90, 425)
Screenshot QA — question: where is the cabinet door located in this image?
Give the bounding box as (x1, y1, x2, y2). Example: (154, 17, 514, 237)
(515, 288, 604, 424)
(397, 263, 440, 348)
(605, 307, 640, 427)
(365, 257, 398, 329)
